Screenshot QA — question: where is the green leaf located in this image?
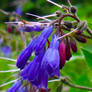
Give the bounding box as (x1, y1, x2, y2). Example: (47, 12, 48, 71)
(69, 72, 91, 92)
(81, 48, 92, 70)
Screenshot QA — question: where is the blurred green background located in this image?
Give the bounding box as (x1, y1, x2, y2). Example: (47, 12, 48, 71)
(0, 0, 92, 92)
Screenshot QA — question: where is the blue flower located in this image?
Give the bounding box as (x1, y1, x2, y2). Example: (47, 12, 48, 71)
(41, 35, 60, 77)
(30, 35, 60, 89)
(7, 80, 22, 92)
(20, 49, 45, 80)
(20, 35, 60, 89)
(30, 67, 48, 89)
(16, 6, 22, 16)
(16, 38, 37, 69)
(35, 26, 53, 54)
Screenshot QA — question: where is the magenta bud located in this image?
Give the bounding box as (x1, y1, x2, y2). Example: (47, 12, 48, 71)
(66, 38, 72, 60)
(59, 40, 66, 69)
(76, 36, 87, 43)
(70, 38, 77, 52)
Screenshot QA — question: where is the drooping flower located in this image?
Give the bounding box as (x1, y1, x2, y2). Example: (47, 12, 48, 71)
(35, 26, 53, 54)
(30, 67, 48, 89)
(41, 35, 60, 77)
(20, 49, 45, 80)
(16, 38, 37, 69)
(7, 80, 22, 92)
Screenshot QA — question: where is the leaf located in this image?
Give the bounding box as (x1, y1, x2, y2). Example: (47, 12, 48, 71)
(69, 72, 91, 92)
(81, 48, 92, 70)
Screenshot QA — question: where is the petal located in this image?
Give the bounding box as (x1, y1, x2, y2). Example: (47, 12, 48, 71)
(50, 35, 59, 49)
(21, 49, 45, 81)
(41, 48, 60, 77)
(35, 36, 47, 55)
(35, 26, 53, 54)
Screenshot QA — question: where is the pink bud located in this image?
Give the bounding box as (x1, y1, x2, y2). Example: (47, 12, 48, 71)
(59, 40, 66, 69)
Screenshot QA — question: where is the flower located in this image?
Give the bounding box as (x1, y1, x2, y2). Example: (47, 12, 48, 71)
(35, 26, 53, 54)
(17, 26, 53, 69)
(41, 35, 60, 77)
(20, 49, 45, 80)
(16, 38, 37, 69)
(21, 49, 45, 89)
(21, 35, 60, 89)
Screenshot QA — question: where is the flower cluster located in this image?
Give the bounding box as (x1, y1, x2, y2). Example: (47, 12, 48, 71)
(6, 0, 92, 92)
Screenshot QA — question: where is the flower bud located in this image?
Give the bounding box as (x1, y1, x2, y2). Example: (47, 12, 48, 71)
(70, 6, 77, 14)
(59, 40, 66, 69)
(70, 38, 77, 52)
(76, 36, 87, 43)
(64, 21, 73, 28)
